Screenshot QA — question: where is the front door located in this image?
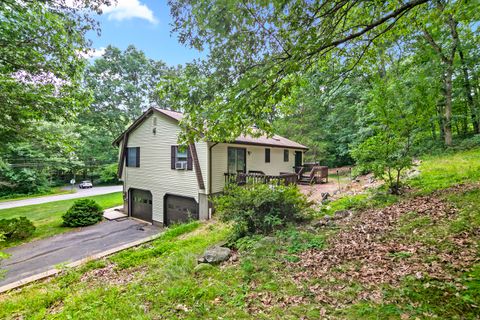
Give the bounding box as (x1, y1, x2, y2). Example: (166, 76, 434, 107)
(228, 147, 246, 173)
(295, 151, 303, 168)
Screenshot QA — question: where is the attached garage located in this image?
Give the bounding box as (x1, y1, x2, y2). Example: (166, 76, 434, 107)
(129, 189, 153, 222)
(164, 194, 198, 226)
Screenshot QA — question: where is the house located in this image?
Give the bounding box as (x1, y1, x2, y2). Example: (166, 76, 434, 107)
(113, 107, 308, 226)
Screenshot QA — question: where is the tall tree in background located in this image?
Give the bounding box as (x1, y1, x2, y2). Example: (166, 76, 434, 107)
(0, 0, 111, 143)
(0, 0, 110, 194)
(166, 0, 433, 143)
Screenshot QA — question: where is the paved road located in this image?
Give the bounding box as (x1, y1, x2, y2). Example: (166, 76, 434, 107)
(0, 185, 123, 210)
(0, 219, 161, 288)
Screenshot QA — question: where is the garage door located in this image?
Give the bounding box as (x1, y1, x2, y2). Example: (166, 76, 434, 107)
(130, 189, 152, 222)
(165, 195, 198, 226)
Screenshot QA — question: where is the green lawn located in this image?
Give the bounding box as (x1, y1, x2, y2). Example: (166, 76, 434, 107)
(0, 187, 75, 203)
(409, 148, 480, 193)
(0, 149, 479, 319)
(0, 192, 123, 248)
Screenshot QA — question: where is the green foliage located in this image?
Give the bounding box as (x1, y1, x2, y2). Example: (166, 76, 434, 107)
(166, 0, 437, 144)
(274, 69, 365, 166)
(320, 191, 399, 217)
(98, 163, 119, 184)
(276, 228, 325, 254)
(213, 183, 312, 241)
(0, 0, 108, 143)
(350, 64, 435, 193)
(62, 199, 104, 227)
(0, 143, 50, 196)
(0, 217, 35, 241)
(455, 134, 480, 150)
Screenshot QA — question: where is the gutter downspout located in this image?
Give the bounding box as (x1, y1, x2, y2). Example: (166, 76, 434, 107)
(208, 142, 219, 195)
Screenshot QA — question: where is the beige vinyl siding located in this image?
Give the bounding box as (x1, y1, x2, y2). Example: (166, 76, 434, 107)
(210, 143, 302, 194)
(123, 110, 207, 223)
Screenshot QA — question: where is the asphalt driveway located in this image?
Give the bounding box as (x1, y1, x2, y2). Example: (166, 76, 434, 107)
(0, 219, 161, 291)
(0, 185, 123, 210)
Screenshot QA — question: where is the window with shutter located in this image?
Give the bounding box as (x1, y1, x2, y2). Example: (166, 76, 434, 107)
(172, 145, 193, 170)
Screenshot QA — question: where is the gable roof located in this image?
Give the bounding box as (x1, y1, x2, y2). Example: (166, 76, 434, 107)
(113, 107, 308, 150)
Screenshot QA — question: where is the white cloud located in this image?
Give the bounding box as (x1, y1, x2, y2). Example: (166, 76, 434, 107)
(101, 0, 158, 24)
(77, 47, 106, 59)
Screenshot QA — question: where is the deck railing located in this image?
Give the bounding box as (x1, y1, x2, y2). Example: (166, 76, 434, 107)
(224, 172, 298, 186)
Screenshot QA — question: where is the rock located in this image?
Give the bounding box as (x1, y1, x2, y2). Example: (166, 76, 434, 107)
(321, 192, 330, 201)
(312, 217, 336, 228)
(333, 210, 351, 220)
(407, 170, 421, 178)
(197, 256, 206, 263)
(194, 263, 213, 273)
(204, 246, 231, 264)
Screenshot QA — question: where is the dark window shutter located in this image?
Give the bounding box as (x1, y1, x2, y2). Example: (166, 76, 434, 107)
(125, 147, 129, 167)
(171, 146, 177, 169)
(136, 147, 140, 167)
(187, 145, 193, 170)
(265, 148, 270, 163)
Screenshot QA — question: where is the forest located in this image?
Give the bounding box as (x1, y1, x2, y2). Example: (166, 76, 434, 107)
(0, 0, 479, 197)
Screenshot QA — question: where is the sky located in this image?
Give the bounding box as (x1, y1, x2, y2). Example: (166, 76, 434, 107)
(87, 0, 203, 66)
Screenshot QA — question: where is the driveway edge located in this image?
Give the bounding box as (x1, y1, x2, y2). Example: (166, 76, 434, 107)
(0, 232, 162, 294)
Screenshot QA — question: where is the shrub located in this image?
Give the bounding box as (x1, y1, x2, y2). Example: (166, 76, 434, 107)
(213, 183, 313, 242)
(0, 217, 36, 240)
(62, 199, 104, 227)
(455, 134, 480, 151)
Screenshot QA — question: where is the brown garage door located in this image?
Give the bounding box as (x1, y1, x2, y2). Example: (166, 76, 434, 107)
(130, 189, 152, 222)
(165, 195, 198, 226)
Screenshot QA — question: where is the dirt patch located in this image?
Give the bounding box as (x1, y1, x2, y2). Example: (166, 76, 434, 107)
(80, 262, 144, 287)
(290, 184, 480, 303)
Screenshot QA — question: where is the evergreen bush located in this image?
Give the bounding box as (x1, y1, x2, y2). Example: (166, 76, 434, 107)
(62, 199, 104, 227)
(0, 217, 36, 240)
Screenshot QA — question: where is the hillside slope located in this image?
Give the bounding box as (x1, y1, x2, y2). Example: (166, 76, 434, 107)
(0, 148, 479, 319)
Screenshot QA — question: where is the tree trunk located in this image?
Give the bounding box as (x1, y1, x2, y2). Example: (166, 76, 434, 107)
(444, 65, 453, 146)
(458, 47, 479, 134)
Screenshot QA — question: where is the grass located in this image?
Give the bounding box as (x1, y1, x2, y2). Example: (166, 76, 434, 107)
(0, 187, 75, 203)
(0, 148, 479, 319)
(409, 148, 480, 193)
(0, 192, 122, 248)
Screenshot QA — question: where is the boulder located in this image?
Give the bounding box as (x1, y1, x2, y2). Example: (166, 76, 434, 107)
(312, 218, 336, 228)
(203, 246, 231, 264)
(333, 210, 351, 220)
